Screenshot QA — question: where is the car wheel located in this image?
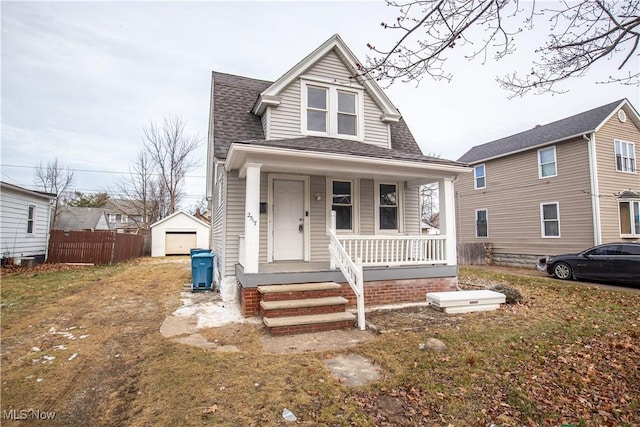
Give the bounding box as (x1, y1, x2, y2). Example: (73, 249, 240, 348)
(552, 262, 572, 280)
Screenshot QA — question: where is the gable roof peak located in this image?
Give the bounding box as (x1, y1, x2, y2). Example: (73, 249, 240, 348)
(252, 34, 401, 122)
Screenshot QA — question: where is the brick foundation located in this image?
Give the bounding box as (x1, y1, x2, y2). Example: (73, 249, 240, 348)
(239, 276, 457, 317)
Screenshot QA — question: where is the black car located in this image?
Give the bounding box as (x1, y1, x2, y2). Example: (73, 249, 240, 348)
(537, 243, 640, 285)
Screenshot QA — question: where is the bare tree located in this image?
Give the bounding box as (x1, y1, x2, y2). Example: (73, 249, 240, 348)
(142, 114, 201, 215)
(421, 183, 439, 226)
(34, 158, 75, 229)
(117, 150, 160, 230)
(360, 1, 639, 96)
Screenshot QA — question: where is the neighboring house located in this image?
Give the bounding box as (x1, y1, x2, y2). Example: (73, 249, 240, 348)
(193, 207, 211, 224)
(456, 99, 640, 267)
(0, 181, 56, 265)
(53, 207, 110, 231)
(206, 34, 469, 328)
(150, 211, 210, 257)
(104, 199, 150, 234)
(421, 217, 440, 235)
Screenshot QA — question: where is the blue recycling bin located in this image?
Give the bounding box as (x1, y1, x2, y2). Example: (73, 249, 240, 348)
(191, 252, 214, 291)
(190, 248, 212, 257)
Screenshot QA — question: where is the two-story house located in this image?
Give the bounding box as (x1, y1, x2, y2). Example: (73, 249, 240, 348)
(456, 99, 639, 267)
(206, 34, 469, 333)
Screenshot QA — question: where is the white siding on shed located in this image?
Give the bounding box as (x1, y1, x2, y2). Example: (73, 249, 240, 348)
(151, 211, 210, 257)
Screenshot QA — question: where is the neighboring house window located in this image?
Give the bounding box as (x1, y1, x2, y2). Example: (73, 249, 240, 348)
(108, 214, 117, 223)
(538, 146, 557, 178)
(614, 140, 636, 173)
(540, 202, 560, 238)
(475, 209, 488, 238)
(301, 80, 363, 139)
(377, 182, 401, 231)
(474, 164, 486, 189)
(121, 215, 128, 223)
(619, 200, 640, 237)
(331, 180, 353, 231)
(27, 205, 35, 234)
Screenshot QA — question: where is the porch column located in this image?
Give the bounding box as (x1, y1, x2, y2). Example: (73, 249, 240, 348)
(438, 177, 457, 265)
(242, 162, 262, 273)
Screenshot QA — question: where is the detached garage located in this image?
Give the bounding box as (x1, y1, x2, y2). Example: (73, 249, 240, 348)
(151, 211, 210, 257)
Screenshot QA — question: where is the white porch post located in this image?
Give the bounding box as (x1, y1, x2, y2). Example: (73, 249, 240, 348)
(438, 177, 457, 265)
(242, 162, 262, 273)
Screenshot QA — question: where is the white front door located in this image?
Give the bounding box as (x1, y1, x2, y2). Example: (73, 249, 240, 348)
(273, 179, 305, 261)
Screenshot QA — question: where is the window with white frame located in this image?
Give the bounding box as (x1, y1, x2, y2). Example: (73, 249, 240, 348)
(541, 202, 560, 237)
(378, 183, 400, 231)
(27, 205, 35, 234)
(619, 199, 640, 237)
(476, 209, 488, 238)
(331, 180, 353, 231)
(302, 80, 362, 139)
(538, 146, 557, 178)
(614, 140, 636, 173)
(474, 164, 486, 189)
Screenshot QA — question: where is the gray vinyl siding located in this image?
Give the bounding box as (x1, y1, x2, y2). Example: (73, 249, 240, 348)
(224, 170, 246, 276)
(267, 50, 390, 148)
(456, 137, 594, 256)
(594, 105, 640, 243)
(359, 179, 375, 234)
(404, 186, 421, 235)
(0, 188, 52, 260)
(211, 163, 226, 275)
(310, 175, 328, 261)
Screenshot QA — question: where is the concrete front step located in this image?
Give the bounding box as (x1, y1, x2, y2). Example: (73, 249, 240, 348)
(263, 312, 356, 336)
(260, 296, 348, 311)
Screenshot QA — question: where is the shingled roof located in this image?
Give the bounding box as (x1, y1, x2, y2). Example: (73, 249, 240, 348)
(211, 71, 443, 163)
(458, 99, 628, 164)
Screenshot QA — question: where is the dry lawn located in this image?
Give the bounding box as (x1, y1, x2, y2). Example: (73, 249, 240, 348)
(1, 259, 639, 426)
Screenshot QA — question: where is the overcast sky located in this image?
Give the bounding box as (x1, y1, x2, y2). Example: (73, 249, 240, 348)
(2, 1, 638, 210)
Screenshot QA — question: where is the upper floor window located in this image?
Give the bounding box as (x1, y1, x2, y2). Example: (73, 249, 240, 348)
(540, 202, 560, 238)
(301, 80, 363, 140)
(474, 164, 486, 189)
(619, 199, 640, 237)
(538, 146, 557, 178)
(614, 140, 636, 173)
(476, 209, 488, 238)
(27, 205, 35, 234)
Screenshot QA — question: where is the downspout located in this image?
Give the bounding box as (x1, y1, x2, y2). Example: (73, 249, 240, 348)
(585, 133, 602, 246)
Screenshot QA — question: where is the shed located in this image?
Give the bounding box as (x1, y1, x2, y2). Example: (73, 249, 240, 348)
(150, 211, 210, 257)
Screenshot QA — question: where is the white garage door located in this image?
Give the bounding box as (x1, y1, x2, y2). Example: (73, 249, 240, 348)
(165, 231, 197, 255)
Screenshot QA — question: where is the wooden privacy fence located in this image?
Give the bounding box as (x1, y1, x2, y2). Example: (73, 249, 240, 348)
(48, 230, 144, 265)
(457, 242, 488, 265)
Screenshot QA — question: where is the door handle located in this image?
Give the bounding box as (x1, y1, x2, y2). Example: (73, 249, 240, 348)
(298, 224, 304, 232)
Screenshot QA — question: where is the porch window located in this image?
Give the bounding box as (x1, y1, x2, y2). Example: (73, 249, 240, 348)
(27, 205, 35, 234)
(474, 164, 486, 189)
(540, 202, 560, 238)
(379, 183, 399, 231)
(614, 140, 636, 173)
(538, 146, 557, 178)
(306, 86, 327, 133)
(332, 180, 353, 230)
(619, 200, 640, 237)
(476, 209, 488, 238)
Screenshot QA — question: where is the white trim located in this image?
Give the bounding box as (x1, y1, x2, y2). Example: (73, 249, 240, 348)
(374, 181, 404, 233)
(614, 139, 637, 174)
(326, 177, 360, 234)
(267, 173, 310, 263)
(537, 145, 558, 179)
(27, 204, 36, 235)
(617, 199, 640, 238)
(540, 202, 561, 238)
(475, 208, 488, 238)
(586, 133, 602, 245)
(474, 164, 486, 189)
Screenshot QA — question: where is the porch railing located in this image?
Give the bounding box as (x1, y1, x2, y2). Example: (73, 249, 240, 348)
(338, 235, 447, 266)
(328, 212, 365, 330)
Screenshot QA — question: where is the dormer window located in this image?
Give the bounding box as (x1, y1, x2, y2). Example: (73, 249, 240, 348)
(301, 79, 363, 140)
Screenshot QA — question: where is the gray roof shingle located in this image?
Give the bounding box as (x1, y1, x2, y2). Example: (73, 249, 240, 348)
(211, 71, 453, 165)
(458, 99, 626, 164)
(54, 207, 107, 230)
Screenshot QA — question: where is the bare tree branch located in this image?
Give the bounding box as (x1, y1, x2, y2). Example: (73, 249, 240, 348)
(361, 0, 639, 96)
(34, 158, 74, 229)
